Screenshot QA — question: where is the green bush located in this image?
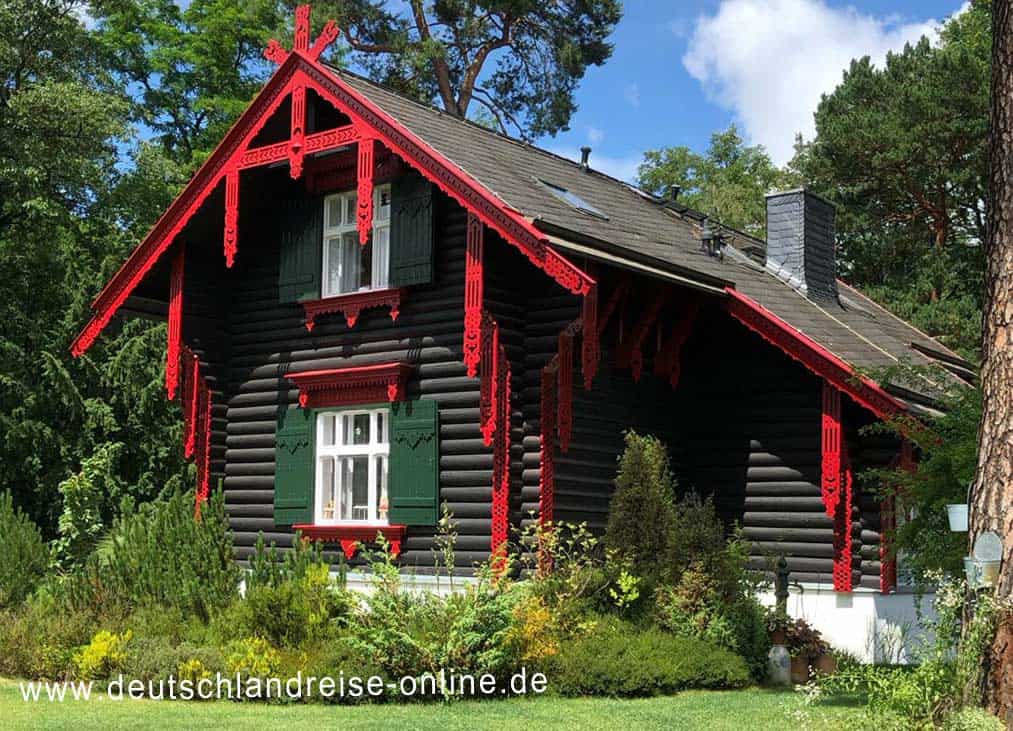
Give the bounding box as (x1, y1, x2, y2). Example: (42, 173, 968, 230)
(122, 637, 225, 686)
(74, 629, 132, 680)
(547, 617, 750, 697)
(0, 592, 99, 679)
(605, 431, 677, 584)
(941, 708, 1004, 731)
(0, 491, 48, 607)
(72, 489, 240, 619)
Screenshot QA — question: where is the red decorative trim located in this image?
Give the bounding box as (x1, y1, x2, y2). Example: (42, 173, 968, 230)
(725, 288, 905, 420)
(832, 446, 854, 592)
(617, 290, 667, 382)
(224, 170, 239, 266)
(289, 83, 306, 179)
(305, 147, 400, 195)
(193, 374, 213, 518)
(240, 125, 362, 170)
(293, 4, 310, 52)
(491, 343, 511, 570)
(356, 137, 375, 245)
(166, 245, 184, 399)
(581, 284, 598, 390)
(293, 523, 406, 559)
(557, 328, 574, 452)
(308, 20, 340, 62)
(286, 362, 412, 408)
(71, 14, 596, 358)
(264, 39, 288, 65)
(539, 363, 558, 526)
(301, 288, 404, 330)
(464, 212, 484, 377)
(597, 276, 632, 337)
(654, 301, 699, 388)
(479, 312, 498, 446)
(821, 382, 842, 518)
(182, 348, 200, 458)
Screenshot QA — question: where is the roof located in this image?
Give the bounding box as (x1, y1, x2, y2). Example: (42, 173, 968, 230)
(332, 66, 971, 404)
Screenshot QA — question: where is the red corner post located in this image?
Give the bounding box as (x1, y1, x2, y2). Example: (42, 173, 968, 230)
(464, 212, 484, 377)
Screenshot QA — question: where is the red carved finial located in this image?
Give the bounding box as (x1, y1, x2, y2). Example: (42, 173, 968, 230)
(264, 5, 341, 65)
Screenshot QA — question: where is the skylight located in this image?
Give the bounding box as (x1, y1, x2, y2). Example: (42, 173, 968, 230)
(538, 179, 609, 220)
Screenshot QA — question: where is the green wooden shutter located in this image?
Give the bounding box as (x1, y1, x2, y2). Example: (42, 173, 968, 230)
(274, 405, 315, 526)
(278, 196, 323, 303)
(388, 172, 434, 287)
(388, 399, 439, 526)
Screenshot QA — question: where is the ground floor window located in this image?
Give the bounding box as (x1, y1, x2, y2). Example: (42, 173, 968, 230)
(315, 408, 389, 524)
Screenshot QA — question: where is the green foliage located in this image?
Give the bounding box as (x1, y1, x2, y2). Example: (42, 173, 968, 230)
(324, 0, 621, 139)
(0, 593, 100, 680)
(639, 126, 793, 237)
(605, 431, 677, 585)
(0, 492, 48, 607)
(247, 531, 336, 590)
(793, 0, 990, 358)
(941, 708, 1004, 731)
(863, 385, 980, 586)
(53, 442, 124, 567)
(547, 617, 750, 697)
(225, 636, 281, 679)
(72, 490, 240, 619)
(74, 629, 132, 680)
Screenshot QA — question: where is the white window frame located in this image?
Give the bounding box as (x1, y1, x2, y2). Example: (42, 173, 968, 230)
(321, 185, 391, 297)
(314, 408, 390, 525)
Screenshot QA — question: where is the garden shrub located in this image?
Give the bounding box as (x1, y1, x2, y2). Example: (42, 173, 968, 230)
(121, 637, 225, 687)
(605, 431, 677, 584)
(73, 489, 239, 619)
(226, 636, 281, 678)
(0, 593, 100, 679)
(0, 491, 48, 607)
(74, 629, 132, 680)
(941, 708, 1003, 731)
(547, 616, 750, 697)
(53, 442, 124, 568)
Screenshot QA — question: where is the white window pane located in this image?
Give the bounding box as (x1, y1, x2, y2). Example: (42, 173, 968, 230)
(372, 225, 389, 289)
(377, 456, 388, 520)
(345, 195, 357, 225)
(321, 457, 336, 521)
(352, 413, 370, 445)
(340, 232, 359, 293)
(339, 457, 369, 521)
(320, 414, 335, 446)
(358, 239, 373, 290)
(375, 411, 386, 444)
(326, 198, 342, 229)
(326, 236, 346, 296)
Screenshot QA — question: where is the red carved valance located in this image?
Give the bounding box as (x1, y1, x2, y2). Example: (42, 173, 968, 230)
(286, 362, 413, 408)
(301, 287, 405, 330)
(293, 523, 406, 560)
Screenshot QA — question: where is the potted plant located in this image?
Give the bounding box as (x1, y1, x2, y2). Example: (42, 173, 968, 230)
(785, 618, 829, 684)
(766, 611, 792, 646)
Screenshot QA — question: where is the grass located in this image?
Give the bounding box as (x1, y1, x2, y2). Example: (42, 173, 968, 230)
(1, 678, 854, 729)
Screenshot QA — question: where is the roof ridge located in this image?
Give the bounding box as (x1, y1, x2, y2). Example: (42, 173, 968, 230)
(325, 64, 655, 195)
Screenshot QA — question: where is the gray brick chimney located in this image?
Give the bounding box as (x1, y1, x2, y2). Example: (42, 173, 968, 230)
(764, 189, 838, 302)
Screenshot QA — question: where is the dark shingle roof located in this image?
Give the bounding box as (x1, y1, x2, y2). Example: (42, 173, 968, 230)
(331, 67, 971, 403)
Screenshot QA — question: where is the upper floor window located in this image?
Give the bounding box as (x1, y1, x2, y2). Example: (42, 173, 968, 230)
(315, 408, 389, 524)
(322, 185, 392, 297)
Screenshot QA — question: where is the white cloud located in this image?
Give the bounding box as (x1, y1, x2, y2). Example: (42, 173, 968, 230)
(682, 0, 952, 164)
(623, 83, 641, 108)
(587, 126, 605, 145)
(546, 146, 642, 183)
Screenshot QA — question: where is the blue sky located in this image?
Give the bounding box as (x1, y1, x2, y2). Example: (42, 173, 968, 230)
(538, 0, 969, 181)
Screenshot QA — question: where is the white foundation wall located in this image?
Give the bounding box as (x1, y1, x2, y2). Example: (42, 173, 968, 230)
(757, 584, 937, 664)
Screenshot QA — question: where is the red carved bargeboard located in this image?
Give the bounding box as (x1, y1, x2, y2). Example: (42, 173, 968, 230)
(293, 524, 406, 560)
(301, 288, 404, 330)
(286, 362, 413, 408)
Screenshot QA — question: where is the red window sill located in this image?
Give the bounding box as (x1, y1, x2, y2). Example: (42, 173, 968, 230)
(293, 523, 406, 560)
(301, 288, 405, 331)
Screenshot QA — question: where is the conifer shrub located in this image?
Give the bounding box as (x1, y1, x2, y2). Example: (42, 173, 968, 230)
(547, 617, 750, 696)
(72, 489, 240, 619)
(605, 431, 677, 584)
(0, 491, 48, 607)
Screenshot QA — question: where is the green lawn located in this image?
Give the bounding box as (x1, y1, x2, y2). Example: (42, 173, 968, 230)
(0, 678, 854, 730)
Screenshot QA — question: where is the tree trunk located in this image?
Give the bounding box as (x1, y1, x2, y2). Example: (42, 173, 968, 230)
(971, 0, 1013, 720)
